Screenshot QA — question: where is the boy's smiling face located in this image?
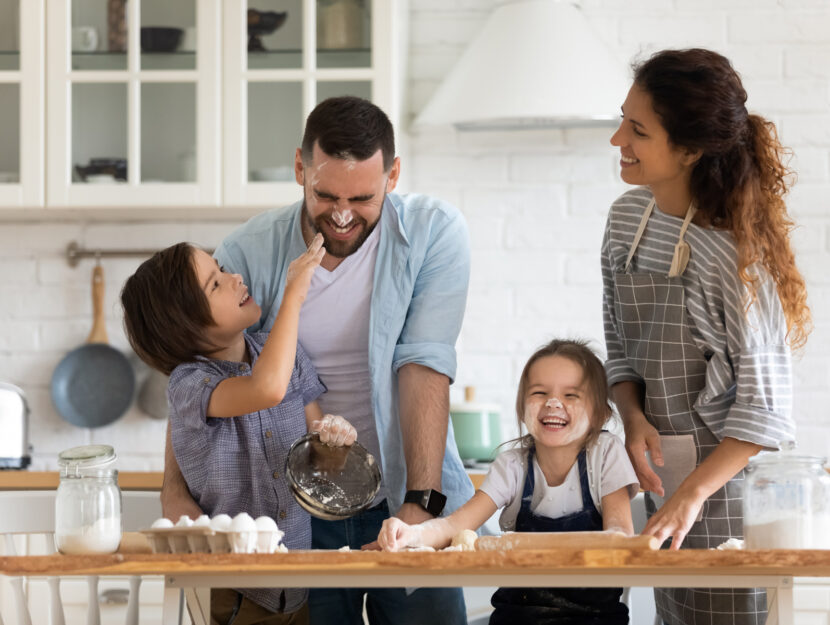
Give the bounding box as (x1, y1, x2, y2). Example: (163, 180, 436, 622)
(191, 248, 261, 347)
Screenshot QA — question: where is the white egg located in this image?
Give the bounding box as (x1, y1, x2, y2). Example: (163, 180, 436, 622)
(151, 517, 173, 529)
(231, 512, 257, 532)
(254, 516, 278, 532)
(175, 515, 194, 527)
(210, 514, 232, 531)
(193, 514, 211, 527)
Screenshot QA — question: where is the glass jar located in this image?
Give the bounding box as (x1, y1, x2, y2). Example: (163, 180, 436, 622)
(743, 441, 830, 549)
(54, 444, 122, 555)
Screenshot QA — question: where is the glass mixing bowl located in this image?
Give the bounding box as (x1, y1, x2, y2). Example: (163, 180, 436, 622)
(285, 432, 381, 520)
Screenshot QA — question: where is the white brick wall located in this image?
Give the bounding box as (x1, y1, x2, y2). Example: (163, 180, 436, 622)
(0, 220, 245, 470)
(406, 0, 830, 465)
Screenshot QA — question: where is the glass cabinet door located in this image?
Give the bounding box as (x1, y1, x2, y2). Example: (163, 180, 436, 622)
(0, 0, 44, 208)
(46, 0, 220, 208)
(224, 0, 396, 208)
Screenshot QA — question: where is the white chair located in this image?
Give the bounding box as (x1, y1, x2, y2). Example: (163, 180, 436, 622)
(0, 490, 163, 625)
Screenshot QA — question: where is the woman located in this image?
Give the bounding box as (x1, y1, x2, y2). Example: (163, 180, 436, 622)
(601, 48, 811, 625)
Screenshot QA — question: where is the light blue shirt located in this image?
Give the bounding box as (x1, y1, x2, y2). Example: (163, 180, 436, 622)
(214, 192, 475, 515)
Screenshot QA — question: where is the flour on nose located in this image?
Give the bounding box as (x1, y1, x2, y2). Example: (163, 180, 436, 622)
(545, 398, 564, 412)
(332, 209, 353, 227)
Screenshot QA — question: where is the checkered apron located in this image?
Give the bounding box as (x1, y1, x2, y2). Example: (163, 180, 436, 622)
(614, 200, 766, 625)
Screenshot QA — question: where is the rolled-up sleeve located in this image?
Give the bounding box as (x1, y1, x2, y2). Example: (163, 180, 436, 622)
(392, 208, 470, 382)
(601, 212, 643, 386)
(699, 265, 794, 448)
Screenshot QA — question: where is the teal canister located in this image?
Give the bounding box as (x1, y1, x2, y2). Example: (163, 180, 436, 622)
(450, 387, 502, 463)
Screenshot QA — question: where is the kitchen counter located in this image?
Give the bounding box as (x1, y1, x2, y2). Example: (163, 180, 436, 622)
(0, 471, 163, 491)
(0, 471, 485, 491)
(1, 548, 826, 625)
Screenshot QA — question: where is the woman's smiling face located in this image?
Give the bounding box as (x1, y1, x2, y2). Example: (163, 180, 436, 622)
(610, 84, 696, 197)
(522, 355, 594, 450)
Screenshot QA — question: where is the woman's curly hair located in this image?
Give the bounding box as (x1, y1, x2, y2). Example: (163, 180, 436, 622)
(635, 48, 811, 349)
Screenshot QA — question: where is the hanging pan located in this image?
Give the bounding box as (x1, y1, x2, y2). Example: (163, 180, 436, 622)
(51, 264, 135, 428)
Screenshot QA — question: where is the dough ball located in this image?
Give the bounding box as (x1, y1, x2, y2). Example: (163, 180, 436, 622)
(450, 529, 478, 551)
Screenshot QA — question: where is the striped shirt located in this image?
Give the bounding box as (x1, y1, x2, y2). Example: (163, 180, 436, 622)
(168, 332, 326, 613)
(601, 187, 794, 448)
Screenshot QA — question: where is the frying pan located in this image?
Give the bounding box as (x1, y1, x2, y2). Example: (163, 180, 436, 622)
(51, 265, 135, 428)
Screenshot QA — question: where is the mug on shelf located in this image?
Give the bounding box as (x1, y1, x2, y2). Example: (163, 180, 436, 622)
(72, 26, 98, 52)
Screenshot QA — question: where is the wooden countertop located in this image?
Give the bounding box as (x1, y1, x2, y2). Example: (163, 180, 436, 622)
(0, 471, 485, 492)
(2, 549, 830, 579)
(0, 471, 163, 491)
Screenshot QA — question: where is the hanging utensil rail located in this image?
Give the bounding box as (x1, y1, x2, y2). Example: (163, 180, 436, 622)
(65, 241, 213, 267)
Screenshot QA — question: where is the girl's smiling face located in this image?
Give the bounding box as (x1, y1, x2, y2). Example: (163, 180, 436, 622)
(522, 355, 593, 450)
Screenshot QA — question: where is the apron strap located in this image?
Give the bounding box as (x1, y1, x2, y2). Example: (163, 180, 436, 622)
(521, 447, 536, 503)
(623, 199, 655, 272)
(624, 198, 697, 277)
(667, 202, 697, 278)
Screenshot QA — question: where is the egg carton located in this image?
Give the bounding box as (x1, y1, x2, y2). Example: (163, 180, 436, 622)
(140, 526, 286, 555)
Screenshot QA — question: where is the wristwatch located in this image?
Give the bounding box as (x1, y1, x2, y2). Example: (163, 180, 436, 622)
(404, 489, 447, 516)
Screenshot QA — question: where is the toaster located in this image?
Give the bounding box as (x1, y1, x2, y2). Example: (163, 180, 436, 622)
(0, 382, 31, 469)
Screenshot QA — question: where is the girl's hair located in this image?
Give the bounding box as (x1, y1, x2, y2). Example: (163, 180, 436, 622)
(121, 243, 217, 375)
(633, 48, 811, 349)
(513, 339, 612, 450)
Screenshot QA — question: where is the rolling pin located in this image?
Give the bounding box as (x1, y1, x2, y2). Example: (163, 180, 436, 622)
(475, 531, 660, 551)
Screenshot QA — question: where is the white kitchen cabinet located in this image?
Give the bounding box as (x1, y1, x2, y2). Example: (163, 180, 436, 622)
(45, 0, 221, 210)
(0, 0, 45, 209)
(0, 0, 405, 212)
(223, 0, 406, 208)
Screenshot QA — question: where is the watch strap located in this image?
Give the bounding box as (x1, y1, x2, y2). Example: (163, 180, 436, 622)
(404, 489, 447, 516)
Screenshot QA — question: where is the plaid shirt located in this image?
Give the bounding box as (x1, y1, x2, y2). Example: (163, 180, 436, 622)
(169, 332, 325, 613)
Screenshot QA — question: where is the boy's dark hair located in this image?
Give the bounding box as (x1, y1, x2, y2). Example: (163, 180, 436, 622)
(513, 338, 613, 450)
(121, 243, 215, 375)
(301, 96, 396, 171)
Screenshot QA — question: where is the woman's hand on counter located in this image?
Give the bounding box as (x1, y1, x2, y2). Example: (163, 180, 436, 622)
(641, 488, 705, 550)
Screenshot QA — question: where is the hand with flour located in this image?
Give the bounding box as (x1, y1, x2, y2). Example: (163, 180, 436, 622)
(311, 414, 357, 447)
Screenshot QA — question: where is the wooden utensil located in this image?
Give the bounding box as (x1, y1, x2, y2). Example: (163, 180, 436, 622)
(475, 531, 660, 551)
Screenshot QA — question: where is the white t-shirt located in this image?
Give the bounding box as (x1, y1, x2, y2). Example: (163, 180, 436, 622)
(297, 225, 386, 502)
(479, 432, 639, 532)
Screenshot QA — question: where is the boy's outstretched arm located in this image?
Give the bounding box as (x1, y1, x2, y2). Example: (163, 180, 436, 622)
(207, 234, 324, 417)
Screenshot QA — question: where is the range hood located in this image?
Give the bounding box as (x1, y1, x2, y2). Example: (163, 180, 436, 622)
(413, 0, 631, 131)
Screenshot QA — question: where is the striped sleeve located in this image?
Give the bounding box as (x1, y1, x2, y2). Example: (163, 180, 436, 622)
(714, 265, 793, 447)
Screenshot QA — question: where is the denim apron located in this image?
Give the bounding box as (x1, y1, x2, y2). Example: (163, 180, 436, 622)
(489, 447, 629, 625)
(614, 199, 765, 625)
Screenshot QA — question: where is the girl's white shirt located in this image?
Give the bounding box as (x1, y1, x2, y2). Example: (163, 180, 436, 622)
(479, 431, 639, 532)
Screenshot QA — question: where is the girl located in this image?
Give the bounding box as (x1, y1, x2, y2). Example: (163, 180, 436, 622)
(121, 233, 356, 625)
(603, 48, 811, 625)
(378, 339, 639, 625)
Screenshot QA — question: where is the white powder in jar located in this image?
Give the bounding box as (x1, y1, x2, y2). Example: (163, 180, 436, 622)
(56, 516, 121, 555)
(744, 514, 830, 549)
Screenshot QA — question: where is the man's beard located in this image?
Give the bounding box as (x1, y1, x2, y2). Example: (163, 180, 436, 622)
(302, 198, 382, 259)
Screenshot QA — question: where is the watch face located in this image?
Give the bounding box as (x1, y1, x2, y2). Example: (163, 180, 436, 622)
(405, 489, 446, 516)
(425, 489, 447, 516)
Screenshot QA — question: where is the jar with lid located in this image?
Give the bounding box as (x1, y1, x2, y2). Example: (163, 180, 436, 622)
(743, 441, 830, 549)
(55, 444, 122, 554)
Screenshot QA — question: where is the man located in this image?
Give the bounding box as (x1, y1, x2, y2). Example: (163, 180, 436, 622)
(161, 96, 473, 624)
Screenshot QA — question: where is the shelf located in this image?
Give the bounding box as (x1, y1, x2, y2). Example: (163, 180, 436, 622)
(71, 51, 196, 71)
(64, 49, 372, 72)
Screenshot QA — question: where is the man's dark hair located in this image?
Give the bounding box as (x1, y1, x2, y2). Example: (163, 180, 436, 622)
(301, 96, 396, 171)
(121, 243, 216, 375)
